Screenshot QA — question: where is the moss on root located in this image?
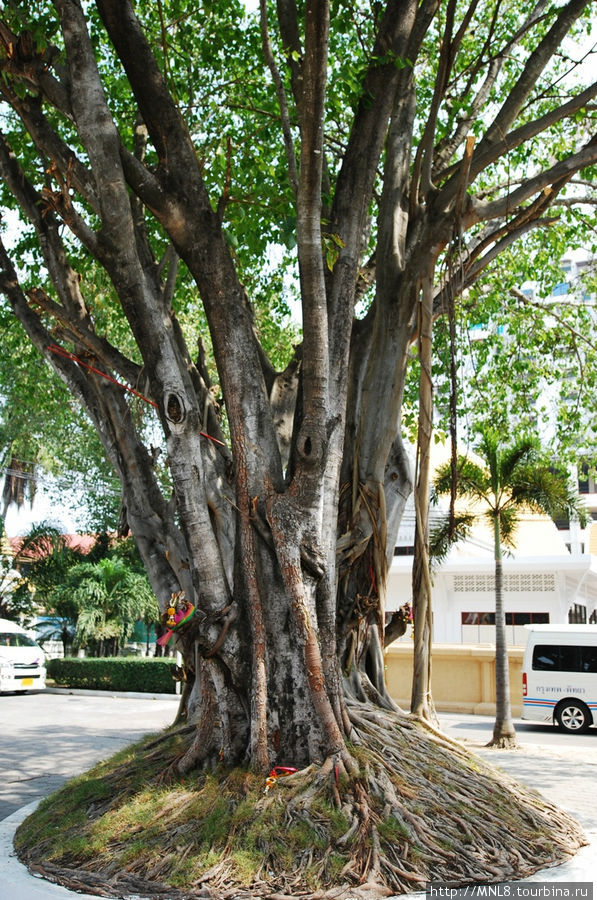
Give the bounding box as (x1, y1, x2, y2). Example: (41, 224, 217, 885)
(15, 706, 586, 900)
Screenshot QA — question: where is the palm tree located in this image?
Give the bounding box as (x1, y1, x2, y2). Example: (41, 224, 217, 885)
(433, 429, 587, 748)
(62, 557, 159, 656)
(9, 523, 85, 641)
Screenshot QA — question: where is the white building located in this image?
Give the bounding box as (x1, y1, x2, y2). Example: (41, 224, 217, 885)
(385, 249, 597, 646)
(386, 450, 597, 646)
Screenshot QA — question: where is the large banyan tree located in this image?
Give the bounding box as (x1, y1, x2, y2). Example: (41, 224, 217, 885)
(1, 0, 596, 894)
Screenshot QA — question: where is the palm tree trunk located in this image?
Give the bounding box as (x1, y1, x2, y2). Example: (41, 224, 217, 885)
(411, 271, 436, 720)
(490, 513, 517, 747)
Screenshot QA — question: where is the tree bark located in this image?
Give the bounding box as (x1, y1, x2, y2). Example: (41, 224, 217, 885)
(411, 271, 436, 720)
(1, 2, 594, 892)
(489, 514, 517, 747)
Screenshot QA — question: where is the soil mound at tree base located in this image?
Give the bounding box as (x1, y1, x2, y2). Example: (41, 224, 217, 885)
(14, 704, 585, 899)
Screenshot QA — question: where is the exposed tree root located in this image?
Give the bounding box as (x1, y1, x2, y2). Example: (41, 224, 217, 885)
(486, 735, 519, 750)
(15, 702, 586, 900)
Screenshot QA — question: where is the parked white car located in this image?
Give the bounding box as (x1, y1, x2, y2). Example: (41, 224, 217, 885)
(0, 618, 46, 693)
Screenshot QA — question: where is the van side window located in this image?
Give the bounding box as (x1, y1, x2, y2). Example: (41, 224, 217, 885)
(533, 646, 559, 670)
(532, 644, 597, 673)
(584, 648, 597, 673)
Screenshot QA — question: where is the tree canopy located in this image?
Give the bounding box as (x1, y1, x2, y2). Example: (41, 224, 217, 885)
(0, 1, 595, 894)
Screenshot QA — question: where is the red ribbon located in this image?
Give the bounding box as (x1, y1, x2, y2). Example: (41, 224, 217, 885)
(47, 343, 226, 446)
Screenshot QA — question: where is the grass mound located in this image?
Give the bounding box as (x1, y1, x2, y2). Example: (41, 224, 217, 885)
(15, 707, 586, 900)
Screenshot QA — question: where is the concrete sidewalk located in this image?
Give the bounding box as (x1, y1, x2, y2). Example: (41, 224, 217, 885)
(1, 801, 101, 900)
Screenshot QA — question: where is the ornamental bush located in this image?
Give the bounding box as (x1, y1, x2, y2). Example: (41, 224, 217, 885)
(47, 657, 177, 694)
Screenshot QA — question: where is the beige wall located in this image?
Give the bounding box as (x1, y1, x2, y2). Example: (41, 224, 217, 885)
(385, 642, 524, 716)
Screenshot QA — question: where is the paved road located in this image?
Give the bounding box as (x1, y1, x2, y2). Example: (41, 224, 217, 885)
(439, 710, 597, 749)
(0, 691, 178, 820)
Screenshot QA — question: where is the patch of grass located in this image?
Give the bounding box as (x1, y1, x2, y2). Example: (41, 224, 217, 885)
(311, 798, 349, 838)
(345, 741, 375, 772)
(242, 805, 286, 855)
(377, 816, 411, 843)
(15, 775, 112, 854)
(109, 839, 153, 869)
(437, 836, 456, 851)
(287, 820, 326, 851)
(168, 855, 199, 887)
(325, 851, 348, 881)
(199, 795, 233, 844)
(229, 849, 263, 885)
(231, 796, 258, 828)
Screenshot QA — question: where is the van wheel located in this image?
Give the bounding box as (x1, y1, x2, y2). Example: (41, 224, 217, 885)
(555, 700, 591, 733)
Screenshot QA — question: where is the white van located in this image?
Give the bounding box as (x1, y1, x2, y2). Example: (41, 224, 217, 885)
(0, 618, 46, 693)
(521, 624, 597, 733)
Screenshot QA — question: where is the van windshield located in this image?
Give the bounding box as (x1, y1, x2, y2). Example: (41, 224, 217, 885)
(0, 632, 39, 648)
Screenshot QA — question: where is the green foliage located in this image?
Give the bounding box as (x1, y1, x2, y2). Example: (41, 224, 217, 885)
(0, 531, 33, 622)
(433, 428, 588, 556)
(428, 512, 475, 567)
(10, 526, 158, 654)
(10, 523, 88, 623)
(57, 556, 159, 652)
(0, 0, 302, 529)
(423, 228, 597, 465)
(46, 656, 177, 693)
(0, 298, 123, 532)
(0, 0, 594, 527)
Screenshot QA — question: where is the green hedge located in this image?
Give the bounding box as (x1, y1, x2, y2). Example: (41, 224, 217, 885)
(47, 657, 178, 694)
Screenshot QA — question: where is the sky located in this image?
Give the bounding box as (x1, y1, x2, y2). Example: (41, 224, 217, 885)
(4, 494, 77, 537)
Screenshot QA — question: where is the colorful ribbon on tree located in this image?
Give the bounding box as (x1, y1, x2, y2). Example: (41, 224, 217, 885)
(264, 766, 298, 792)
(157, 594, 196, 646)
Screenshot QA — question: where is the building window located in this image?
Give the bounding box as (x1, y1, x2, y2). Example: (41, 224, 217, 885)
(578, 462, 596, 494)
(461, 612, 549, 625)
(552, 282, 569, 296)
(462, 612, 495, 625)
(394, 546, 414, 556)
(568, 604, 587, 624)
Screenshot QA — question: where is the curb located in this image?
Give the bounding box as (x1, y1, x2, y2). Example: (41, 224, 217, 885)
(44, 687, 179, 700)
(1, 802, 102, 900)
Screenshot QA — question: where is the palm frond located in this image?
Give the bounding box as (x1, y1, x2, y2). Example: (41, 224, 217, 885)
(497, 506, 519, 548)
(433, 431, 588, 563)
(497, 437, 540, 487)
(475, 430, 500, 493)
(429, 513, 476, 566)
(509, 464, 589, 526)
(434, 457, 491, 503)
